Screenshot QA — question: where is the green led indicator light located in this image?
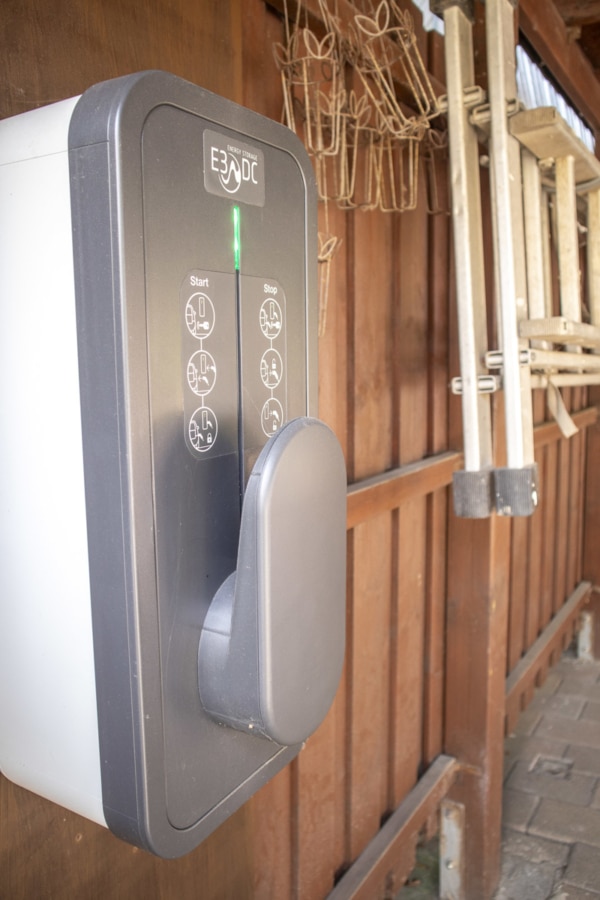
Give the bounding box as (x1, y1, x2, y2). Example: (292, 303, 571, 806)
(233, 205, 241, 271)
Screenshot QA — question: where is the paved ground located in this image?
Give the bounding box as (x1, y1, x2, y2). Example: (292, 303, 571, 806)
(400, 651, 600, 899)
(497, 651, 600, 899)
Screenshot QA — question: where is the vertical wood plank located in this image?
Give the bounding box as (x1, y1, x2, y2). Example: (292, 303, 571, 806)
(241, 0, 284, 115)
(423, 487, 448, 766)
(525, 477, 544, 648)
(318, 201, 349, 454)
(526, 389, 552, 668)
(348, 517, 393, 858)
(390, 166, 429, 807)
(249, 768, 293, 900)
(423, 139, 450, 764)
(577, 428, 587, 584)
(583, 409, 600, 656)
(540, 442, 558, 628)
(392, 499, 427, 803)
(507, 518, 528, 673)
(566, 431, 583, 595)
(553, 437, 571, 613)
(346, 138, 395, 853)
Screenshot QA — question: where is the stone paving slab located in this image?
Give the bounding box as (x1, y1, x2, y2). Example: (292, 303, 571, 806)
(536, 671, 564, 696)
(563, 843, 600, 893)
(581, 700, 600, 723)
(493, 854, 560, 900)
(529, 693, 587, 719)
(502, 787, 540, 831)
(555, 679, 600, 702)
(534, 713, 600, 748)
(551, 659, 600, 680)
(529, 798, 600, 847)
(504, 734, 570, 780)
(555, 887, 600, 899)
(514, 708, 544, 736)
(500, 828, 570, 867)
(566, 744, 600, 777)
(505, 760, 596, 806)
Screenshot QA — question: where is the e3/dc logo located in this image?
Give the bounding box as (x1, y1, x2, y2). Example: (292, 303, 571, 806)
(204, 130, 264, 206)
(210, 146, 259, 195)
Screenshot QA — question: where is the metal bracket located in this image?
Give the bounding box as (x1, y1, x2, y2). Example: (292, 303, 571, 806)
(440, 799, 466, 900)
(436, 85, 486, 116)
(577, 611, 595, 662)
(486, 348, 533, 369)
(451, 374, 500, 395)
(469, 97, 521, 128)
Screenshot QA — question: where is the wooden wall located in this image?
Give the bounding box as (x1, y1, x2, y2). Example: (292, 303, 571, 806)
(1, 1, 598, 899)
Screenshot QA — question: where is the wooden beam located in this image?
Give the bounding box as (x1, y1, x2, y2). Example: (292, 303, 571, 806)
(510, 107, 600, 186)
(552, 1, 600, 28)
(532, 405, 598, 449)
(519, 0, 600, 135)
(326, 755, 459, 900)
(505, 580, 592, 732)
(346, 451, 461, 530)
(345, 407, 599, 530)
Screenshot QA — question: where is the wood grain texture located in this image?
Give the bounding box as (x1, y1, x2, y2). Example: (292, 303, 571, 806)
(327, 756, 458, 900)
(445, 509, 512, 898)
(540, 442, 559, 628)
(347, 517, 393, 859)
(507, 516, 528, 673)
(345, 96, 396, 858)
(0, 776, 253, 900)
(1, 0, 244, 115)
(346, 452, 461, 529)
(423, 126, 450, 766)
(519, 0, 600, 134)
(390, 158, 429, 807)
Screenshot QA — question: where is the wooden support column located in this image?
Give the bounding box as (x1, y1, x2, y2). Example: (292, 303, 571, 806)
(444, 419, 511, 897)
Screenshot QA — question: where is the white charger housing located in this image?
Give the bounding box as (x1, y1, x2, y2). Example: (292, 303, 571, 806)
(0, 95, 105, 826)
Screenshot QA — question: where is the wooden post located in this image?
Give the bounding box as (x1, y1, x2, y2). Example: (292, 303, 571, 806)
(444, 429, 511, 897)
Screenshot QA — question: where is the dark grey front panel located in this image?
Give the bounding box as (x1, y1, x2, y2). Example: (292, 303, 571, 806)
(141, 105, 308, 830)
(69, 71, 318, 856)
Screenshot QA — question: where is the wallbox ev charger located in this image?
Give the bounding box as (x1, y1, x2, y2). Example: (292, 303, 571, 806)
(0, 71, 346, 858)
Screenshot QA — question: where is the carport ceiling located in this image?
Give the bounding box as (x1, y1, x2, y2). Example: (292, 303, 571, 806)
(553, 0, 600, 72)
